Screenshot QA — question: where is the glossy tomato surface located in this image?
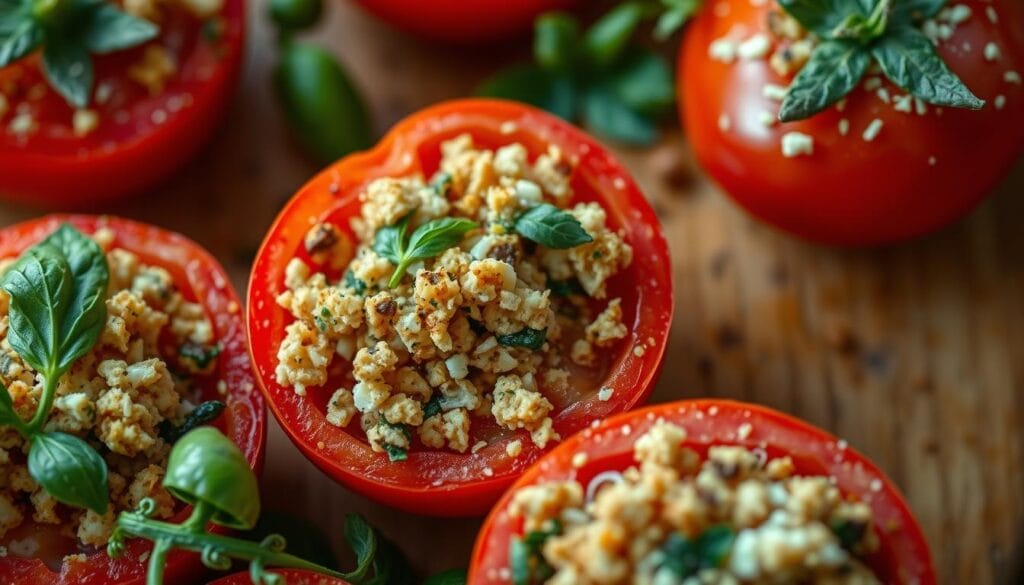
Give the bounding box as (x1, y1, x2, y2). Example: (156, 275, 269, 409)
(248, 99, 673, 517)
(469, 400, 936, 585)
(0, 0, 245, 207)
(0, 215, 266, 585)
(351, 0, 575, 44)
(680, 0, 1024, 246)
(209, 569, 349, 585)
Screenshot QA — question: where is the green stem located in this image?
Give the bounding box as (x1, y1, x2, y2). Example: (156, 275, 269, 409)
(388, 259, 413, 288)
(147, 540, 172, 585)
(26, 374, 59, 434)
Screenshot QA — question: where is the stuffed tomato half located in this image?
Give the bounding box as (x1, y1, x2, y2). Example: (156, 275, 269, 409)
(469, 400, 935, 584)
(247, 99, 672, 516)
(0, 216, 265, 585)
(0, 0, 245, 206)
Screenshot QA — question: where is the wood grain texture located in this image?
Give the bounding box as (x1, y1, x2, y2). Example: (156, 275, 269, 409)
(1, 2, 1022, 583)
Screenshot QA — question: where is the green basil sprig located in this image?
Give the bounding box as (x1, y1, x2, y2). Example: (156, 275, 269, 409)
(373, 215, 478, 288)
(0, 224, 111, 514)
(110, 427, 416, 585)
(0, 0, 157, 107)
(478, 0, 695, 146)
(778, 0, 984, 122)
(513, 204, 593, 249)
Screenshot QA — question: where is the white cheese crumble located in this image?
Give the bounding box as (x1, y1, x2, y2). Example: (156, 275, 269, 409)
(738, 34, 771, 60)
(758, 111, 777, 127)
(1005, 71, 1022, 85)
(781, 132, 814, 158)
(762, 83, 788, 101)
(709, 37, 739, 63)
(597, 386, 614, 401)
(838, 118, 850, 136)
(862, 119, 884, 142)
(893, 94, 913, 113)
(984, 42, 1001, 62)
(994, 95, 1006, 110)
(73, 109, 99, 137)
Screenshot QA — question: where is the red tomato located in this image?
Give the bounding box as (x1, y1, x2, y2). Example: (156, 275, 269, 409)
(209, 569, 348, 585)
(680, 0, 1024, 246)
(350, 0, 575, 44)
(0, 215, 266, 585)
(0, 2, 245, 207)
(247, 98, 673, 517)
(469, 399, 936, 584)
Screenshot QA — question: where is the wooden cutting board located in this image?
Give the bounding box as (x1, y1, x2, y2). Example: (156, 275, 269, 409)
(0, 3, 1020, 583)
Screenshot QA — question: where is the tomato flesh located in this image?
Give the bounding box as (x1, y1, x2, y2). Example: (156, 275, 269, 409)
(0, 215, 266, 585)
(247, 99, 673, 517)
(680, 0, 1024, 246)
(469, 400, 936, 584)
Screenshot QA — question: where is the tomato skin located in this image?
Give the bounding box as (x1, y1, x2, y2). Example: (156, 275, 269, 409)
(468, 399, 936, 585)
(209, 569, 349, 585)
(350, 0, 576, 44)
(0, 0, 245, 207)
(680, 0, 1024, 247)
(247, 98, 673, 517)
(0, 215, 266, 585)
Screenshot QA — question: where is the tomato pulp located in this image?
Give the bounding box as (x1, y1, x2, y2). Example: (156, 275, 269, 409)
(247, 98, 673, 517)
(0, 215, 266, 585)
(680, 0, 1024, 246)
(0, 0, 245, 206)
(469, 399, 936, 584)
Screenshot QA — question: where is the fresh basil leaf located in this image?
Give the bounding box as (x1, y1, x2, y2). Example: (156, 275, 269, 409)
(583, 1, 648, 67)
(871, 26, 984, 110)
(514, 204, 593, 249)
(496, 328, 547, 350)
(477, 65, 578, 121)
(654, 0, 701, 40)
(83, 3, 158, 54)
(0, 381, 25, 431)
(779, 39, 870, 122)
(0, 20, 41, 67)
(28, 431, 108, 514)
(343, 514, 378, 582)
(581, 88, 658, 146)
(160, 400, 226, 443)
(890, 0, 945, 26)
(424, 569, 467, 585)
(534, 12, 579, 71)
(776, 0, 869, 38)
(0, 224, 109, 379)
(600, 48, 675, 116)
(372, 214, 412, 266)
(405, 218, 478, 261)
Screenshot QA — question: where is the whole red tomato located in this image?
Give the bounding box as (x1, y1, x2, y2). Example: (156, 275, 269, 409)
(680, 0, 1024, 246)
(0, 1, 245, 207)
(209, 569, 348, 585)
(350, 0, 575, 44)
(0, 215, 266, 585)
(247, 98, 673, 517)
(469, 400, 936, 584)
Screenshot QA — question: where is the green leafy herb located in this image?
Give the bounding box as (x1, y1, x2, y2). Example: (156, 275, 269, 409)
(29, 431, 108, 514)
(655, 0, 702, 40)
(429, 171, 454, 198)
(654, 526, 735, 579)
(344, 270, 368, 295)
(0, 0, 156, 107)
(159, 400, 226, 443)
(0, 224, 111, 513)
(496, 328, 548, 350)
(513, 204, 593, 249)
(383, 444, 408, 462)
(510, 520, 562, 585)
(534, 12, 578, 71)
(777, 0, 984, 122)
(343, 514, 378, 581)
(830, 518, 868, 550)
(422, 394, 443, 419)
(547, 278, 584, 297)
(374, 216, 478, 288)
(179, 342, 221, 370)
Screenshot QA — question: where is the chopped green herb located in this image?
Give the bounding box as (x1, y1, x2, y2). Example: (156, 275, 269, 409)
(510, 520, 562, 585)
(655, 526, 735, 579)
(513, 204, 592, 250)
(430, 172, 453, 198)
(497, 328, 548, 350)
(343, 270, 367, 295)
(423, 395, 443, 419)
(159, 400, 226, 443)
(831, 519, 868, 551)
(178, 342, 221, 370)
(547, 278, 584, 297)
(384, 444, 408, 462)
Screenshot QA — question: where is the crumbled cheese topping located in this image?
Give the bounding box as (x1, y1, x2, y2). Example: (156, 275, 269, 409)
(862, 119, 884, 142)
(781, 132, 814, 158)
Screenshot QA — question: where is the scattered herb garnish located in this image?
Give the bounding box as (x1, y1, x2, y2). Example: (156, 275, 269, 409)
(429, 172, 453, 198)
(373, 215, 478, 288)
(496, 328, 548, 350)
(159, 399, 226, 443)
(178, 342, 222, 370)
(652, 526, 735, 579)
(422, 394, 443, 419)
(778, 0, 984, 122)
(478, 1, 697, 145)
(513, 203, 592, 249)
(343, 270, 368, 295)
(510, 519, 562, 585)
(383, 443, 408, 462)
(0, 224, 110, 514)
(831, 518, 868, 551)
(547, 278, 585, 297)
(0, 0, 158, 107)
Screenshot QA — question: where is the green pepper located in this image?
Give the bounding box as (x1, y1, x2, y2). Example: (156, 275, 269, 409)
(274, 42, 373, 163)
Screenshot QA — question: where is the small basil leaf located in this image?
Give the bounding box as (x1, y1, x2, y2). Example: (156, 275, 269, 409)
(534, 12, 579, 71)
(583, 1, 648, 67)
(342, 514, 378, 582)
(890, 0, 945, 26)
(0, 381, 25, 430)
(514, 204, 593, 249)
(871, 26, 984, 110)
(496, 328, 547, 350)
(28, 431, 109, 514)
(0, 20, 41, 67)
(654, 0, 701, 40)
(477, 65, 578, 121)
(405, 218, 478, 261)
(1, 224, 109, 379)
(600, 48, 675, 116)
(42, 39, 94, 108)
(372, 214, 411, 265)
(779, 39, 870, 122)
(581, 88, 658, 146)
(424, 569, 467, 585)
(82, 3, 158, 54)
(160, 400, 226, 443)
(776, 0, 868, 38)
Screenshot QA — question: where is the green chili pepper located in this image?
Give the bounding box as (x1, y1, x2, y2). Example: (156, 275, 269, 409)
(269, 0, 323, 31)
(274, 42, 373, 163)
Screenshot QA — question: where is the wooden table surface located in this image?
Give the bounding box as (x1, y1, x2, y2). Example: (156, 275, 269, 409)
(2, 3, 1022, 584)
